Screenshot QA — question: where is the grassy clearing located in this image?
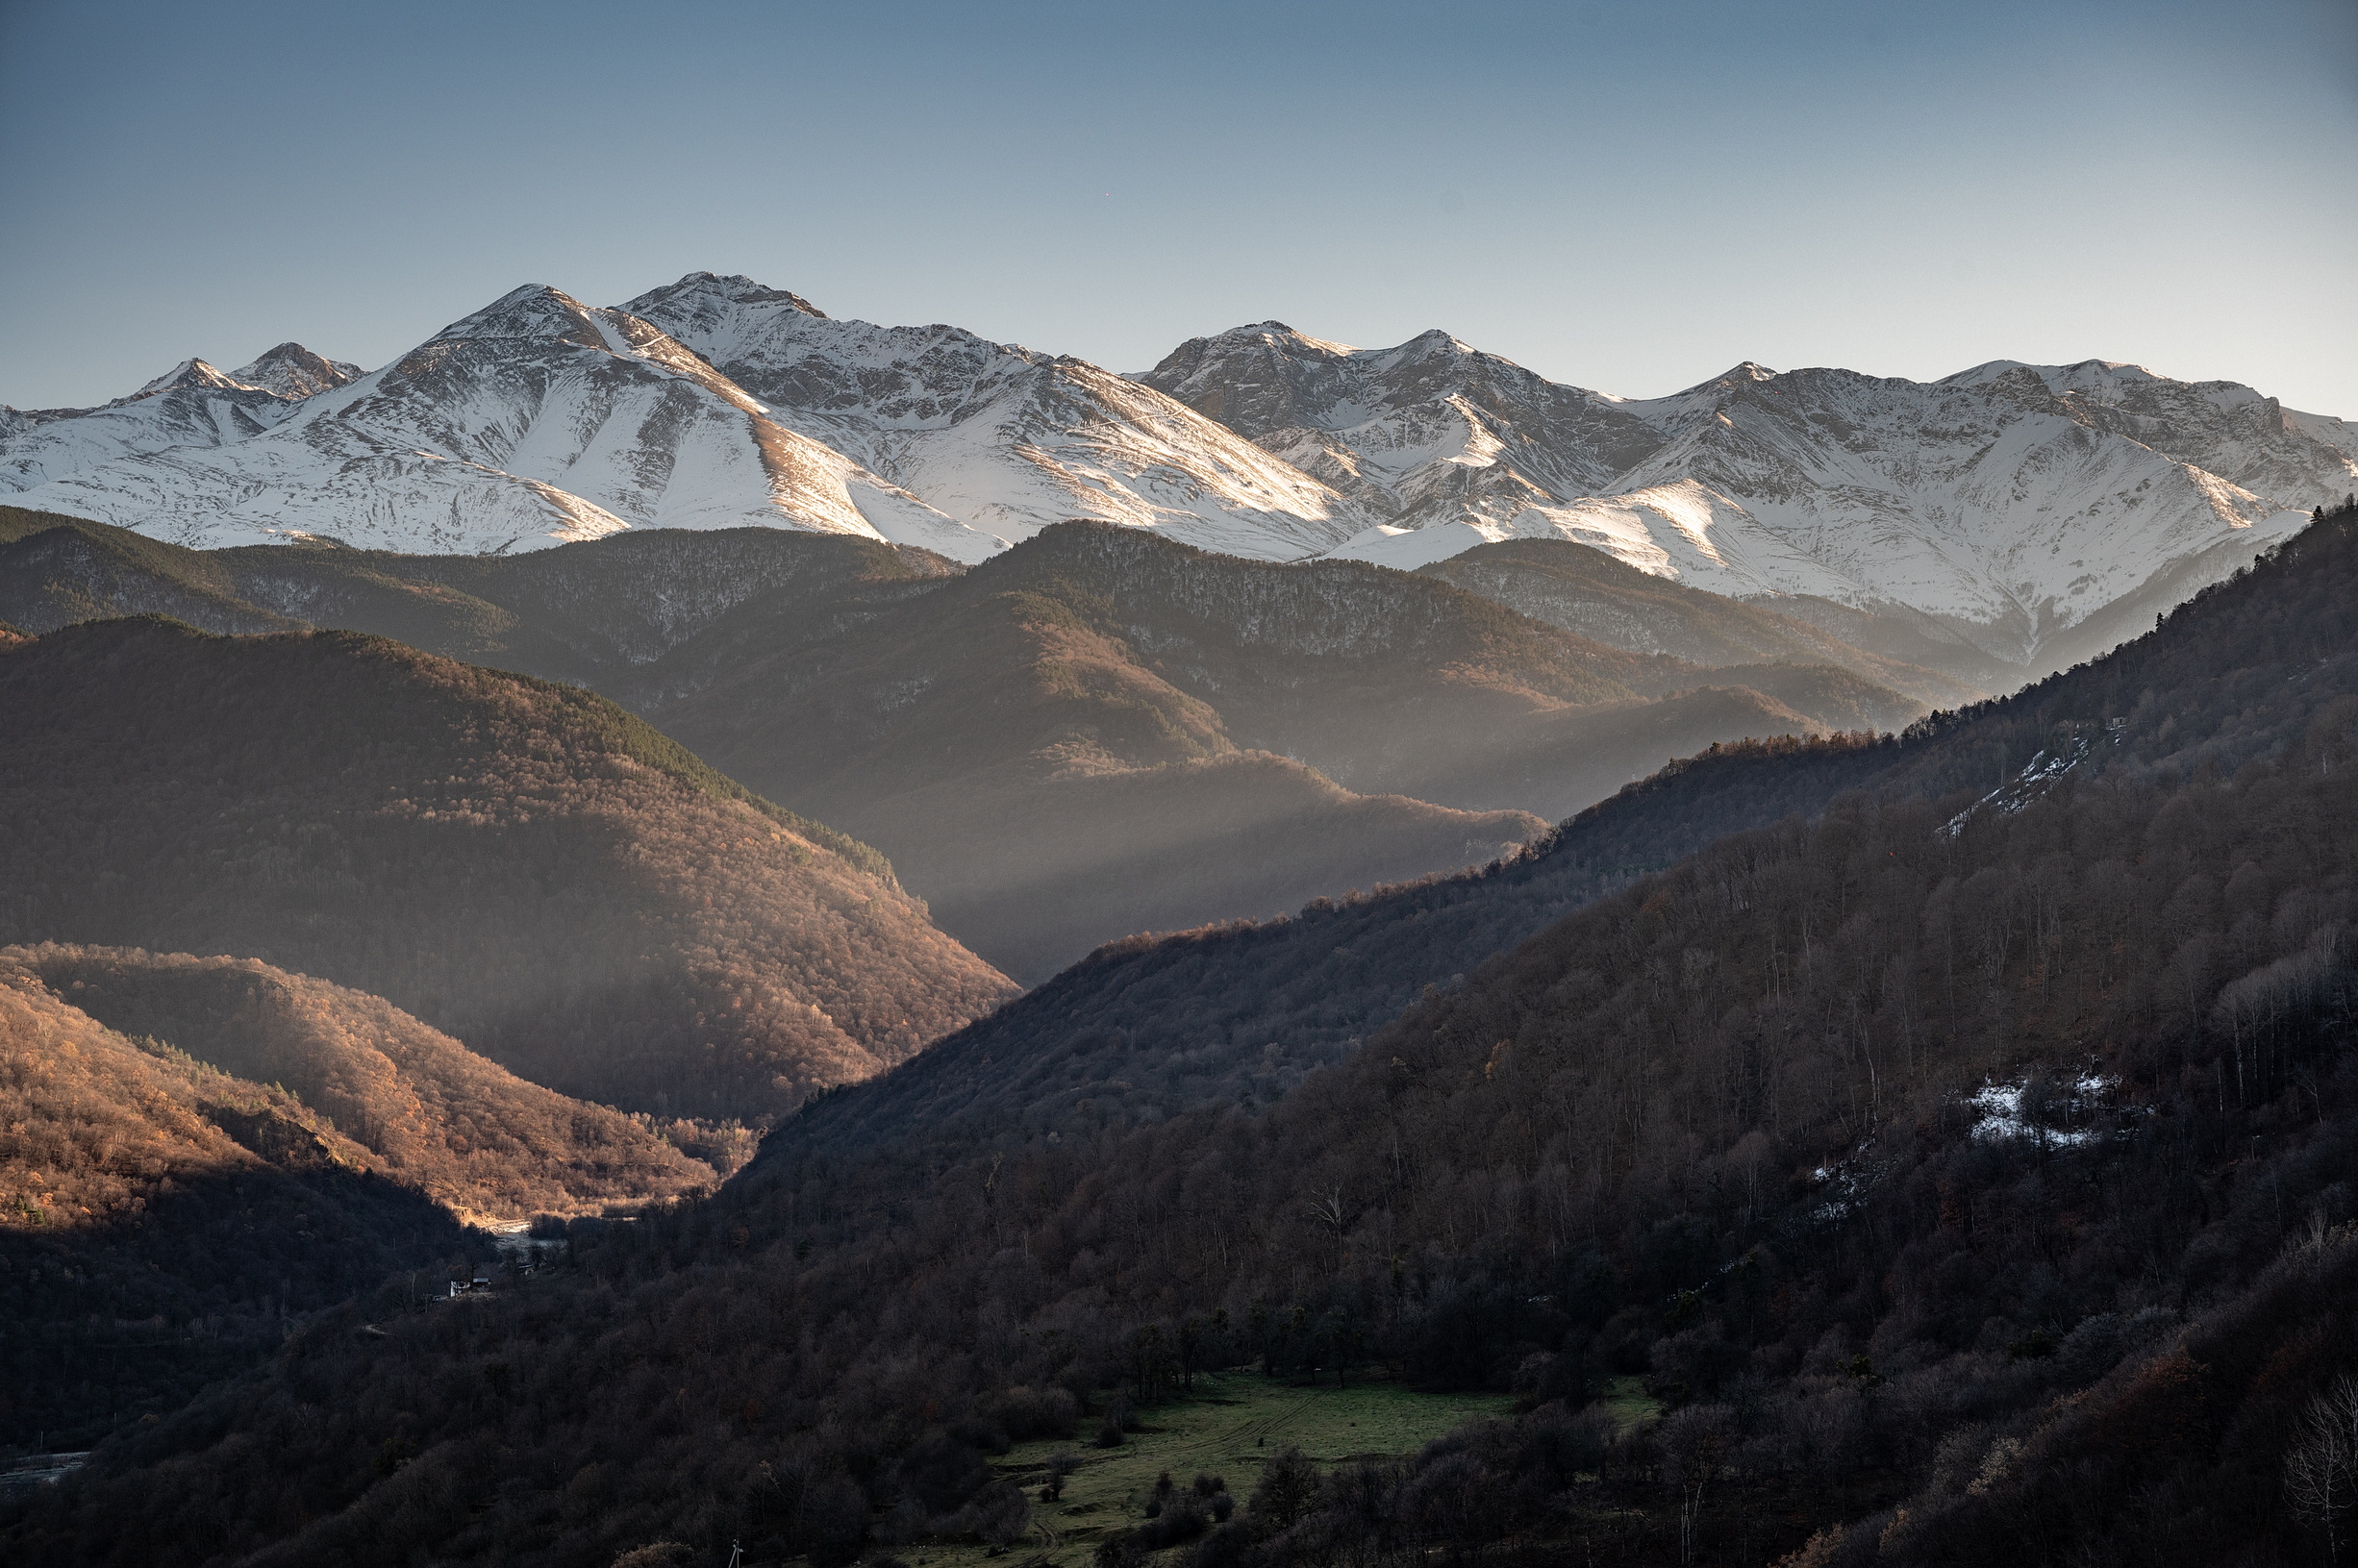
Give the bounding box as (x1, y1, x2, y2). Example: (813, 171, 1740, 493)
(906, 1373, 1514, 1568)
(1597, 1375, 1664, 1434)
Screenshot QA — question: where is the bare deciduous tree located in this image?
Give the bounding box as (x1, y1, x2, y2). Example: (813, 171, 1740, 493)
(2287, 1375, 2358, 1564)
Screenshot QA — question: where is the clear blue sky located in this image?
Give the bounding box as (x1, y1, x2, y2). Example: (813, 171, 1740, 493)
(3, 0, 2352, 413)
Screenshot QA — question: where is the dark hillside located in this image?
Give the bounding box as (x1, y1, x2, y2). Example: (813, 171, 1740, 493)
(18, 511, 2358, 1568)
(794, 506, 2358, 1155)
(219, 526, 963, 695)
(857, 522, 1915, 810)
(0, 510, 300, 635)
(661, 530, 1562, 979)
(6, 512, 1930, 977)
(0, 969, 468, 1449)
(0, 511, 960, 693)
(664, 523, 1921, 973)
(794, 731, 1900, 1150)
(0, 618, 1016, 1117)
(853, 752, 1544, 983)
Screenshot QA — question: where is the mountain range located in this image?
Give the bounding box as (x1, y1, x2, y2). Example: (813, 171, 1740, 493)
(7, 269, 2358, 1568)
(7, 273, 2350, 683)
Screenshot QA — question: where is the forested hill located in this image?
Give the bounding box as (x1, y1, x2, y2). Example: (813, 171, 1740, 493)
(10, 944, 716, 1220)
(656, 520, 1919, 977)
(0, 617, 1016, 1118)
(0, 964, 469, 1450)
(13, 512, 2358, 1568)
(1417, 536, 1993, 708)
(0, 506, 962, 693)
(787, 505, 2358, 1156)
(0, 944, 714, 1449)
(785, 732, 1905, 1151)
(0, 508, 1930, 984)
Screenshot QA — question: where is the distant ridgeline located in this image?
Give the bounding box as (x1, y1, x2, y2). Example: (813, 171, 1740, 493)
(12, 512, 2358, 1565)
(1, 506, 1949, 983)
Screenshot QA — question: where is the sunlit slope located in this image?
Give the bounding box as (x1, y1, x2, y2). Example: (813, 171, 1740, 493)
(9, 944, 714, 1220)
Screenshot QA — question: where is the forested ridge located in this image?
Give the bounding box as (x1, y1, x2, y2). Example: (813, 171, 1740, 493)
(10, 946, 719, 1219)
(1, 508, 1936, 983)
(11, 510, 2358, 1565)
(803, 502, 2358, 1155)
(1417, 538, 1988, 709)
(0, 963, 468, 1450)
(0, 943, 735, 1451)
(0, 506, 963, 695)
(0, 616, 1016, 1118)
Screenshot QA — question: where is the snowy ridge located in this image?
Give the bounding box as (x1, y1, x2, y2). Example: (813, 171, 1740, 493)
(4, 286, 1002, 560)
(623, 274, 1364, 560)
(1140, 330, 2342, 663)
(0, 360, 302, 494)
(230, 343, 364, 401)
(1, 273, 2344, 666)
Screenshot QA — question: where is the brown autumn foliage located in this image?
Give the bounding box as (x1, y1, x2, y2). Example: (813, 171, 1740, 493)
(0, 963, 468, 1445)
(0, 617, 1016, 1118)
(4, 945, 715, 1220)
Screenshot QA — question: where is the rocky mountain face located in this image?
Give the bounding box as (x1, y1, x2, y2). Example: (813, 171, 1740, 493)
(620, 272, 1361, 559)
(227, 342, 362, 400)
(6, 275, 2345, 685)
(0, 359, 304, 493)
(1139, 326, 2356, 670)
(1, 287, 1000, 561)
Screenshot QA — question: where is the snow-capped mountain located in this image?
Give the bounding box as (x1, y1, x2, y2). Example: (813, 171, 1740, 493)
(1138, 321, 1663, 522)
(1137, 328, 2354, 664)
(230, 342, 364, 400)
(621, 273, 1364, 560)
(0, 358, 302, 493)
(3, 286, 1000, 560)
(4, 274, 2345, 669)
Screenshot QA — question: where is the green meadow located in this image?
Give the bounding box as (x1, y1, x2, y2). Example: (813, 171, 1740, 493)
(908, 1374, 1516, 1568)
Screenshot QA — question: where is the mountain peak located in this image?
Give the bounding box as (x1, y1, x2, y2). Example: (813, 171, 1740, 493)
(230, 342, 364, 400)
(1668, 361, 1779, 398)
(125, 358, 253, 402)
(431, 285, 609, 348)
(621, 271, 829, 323)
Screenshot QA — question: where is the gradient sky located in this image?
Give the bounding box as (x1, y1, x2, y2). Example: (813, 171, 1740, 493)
(3, 0, 2353, 413)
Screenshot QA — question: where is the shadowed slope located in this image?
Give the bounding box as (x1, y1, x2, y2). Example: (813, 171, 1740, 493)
(658, 526, 1558, 978)
(0, 509, 962, 696)
(790, 504, 2358, 1156)
(1419, 536, 1985, 709)
(0, 969, 468, 1448)
(0, 619, 1016, 1117)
